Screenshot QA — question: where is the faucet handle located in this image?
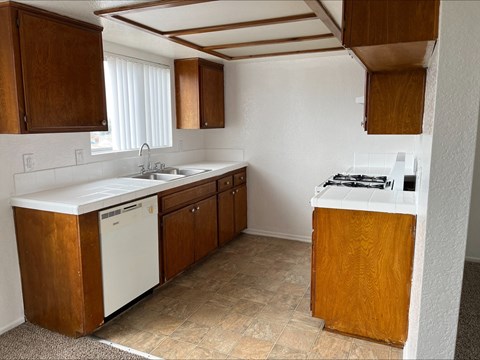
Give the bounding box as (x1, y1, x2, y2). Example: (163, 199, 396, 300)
(138, 164, 145, 174)
(154, 162, 166, 170)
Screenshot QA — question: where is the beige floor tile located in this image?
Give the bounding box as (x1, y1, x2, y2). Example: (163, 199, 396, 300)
(188, 303, 230, 327)
(289, 311, 325, 330)
(169, 320, 210, 344)
(207, 293, 240, 309)
(275, 282, 308, 297)
(217, 311, 253, 333)
(268, 344, 308, 359)
(296, 296, 311, 315)
(139, 314, 185, 335)
(229, 335, 275, 359)
(198, 327, 243, 354)
(243, 318, 286, 342)
(188, 346, 229, 359)
(94, 322, 138, 344)
(158, 298, 203, 320)
(231, 298, 265, 317)
(348, 342, 391, 359)
(151, 338, 196, 359)
(157, 283, 192, 299)
(310, 332, 352, 359)
(257, 305, 295, 325)
(120, 330, 165, 353)
(268, 293, 302, 310)
(390, 348, 403, 359)
(191, 277, 229, 292)
(242, 287, 276, 304)
(277, 323, 320, 352)
(174, 287, 214, 303)
(218, 283, 251, 299)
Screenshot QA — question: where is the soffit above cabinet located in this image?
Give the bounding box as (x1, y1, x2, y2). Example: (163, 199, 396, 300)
(95, 0, 346, 61)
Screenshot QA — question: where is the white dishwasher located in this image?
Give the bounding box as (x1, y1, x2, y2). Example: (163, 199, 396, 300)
(99, 195, 159, 317)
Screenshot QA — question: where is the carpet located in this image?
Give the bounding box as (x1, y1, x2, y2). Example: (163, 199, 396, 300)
(0, 322, 146, 359)
(455, 261, 480, 359)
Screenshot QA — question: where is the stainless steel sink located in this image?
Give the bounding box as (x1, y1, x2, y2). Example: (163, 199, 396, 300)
(128, 167, 210, 181)
(159, 168, 210, 176)
(131, 173, 186, 181)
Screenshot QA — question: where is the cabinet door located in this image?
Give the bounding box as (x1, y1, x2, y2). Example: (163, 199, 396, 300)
(366, 69, 426, 134)
(312, 208, 415, 345)
(218, 190, 235, 246)
(194, 196, 218, 262)
(234, 185, 247, 234)
(18, 11, 107, 132)
(163, 206, 195, 280)
(200, 64, 224, 129)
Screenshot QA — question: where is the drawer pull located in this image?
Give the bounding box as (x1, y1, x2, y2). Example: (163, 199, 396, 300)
(232, 191, 236, 195)
(191, 208, 196, 213)
(196, 206, 200, 210)
(226, 181, 230, 185)
(240, 176, 244, 180)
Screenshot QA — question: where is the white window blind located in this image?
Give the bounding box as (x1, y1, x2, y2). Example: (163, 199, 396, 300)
(91, 53, 172, 153)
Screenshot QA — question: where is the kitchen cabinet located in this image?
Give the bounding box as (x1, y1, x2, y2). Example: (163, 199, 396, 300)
(160, 181, 218, 280)
(0, 2, 107, 134)
(364, 69, 426, 135)
(342, 0, 440, 72)
(218, 170, 247, 246)
(13, 208, 103, 337)
(311, 207, 415, 345)
(174, 58, 224, 129)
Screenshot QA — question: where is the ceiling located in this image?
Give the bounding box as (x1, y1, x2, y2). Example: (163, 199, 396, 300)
(15, 0, 346, 62)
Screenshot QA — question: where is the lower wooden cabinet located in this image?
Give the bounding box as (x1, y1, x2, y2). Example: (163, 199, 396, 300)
(13, 208, 104, 337)
(311, 207, 415, 345)
(218, 184, 247, 246)
(162, 195, 218, 280)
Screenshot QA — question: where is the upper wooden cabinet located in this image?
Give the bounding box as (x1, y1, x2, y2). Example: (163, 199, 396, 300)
(0, 2, 107, 134)
(365, 69, 426, 135)
(175, 58, 225, 129)
(342, 0, 440, 72)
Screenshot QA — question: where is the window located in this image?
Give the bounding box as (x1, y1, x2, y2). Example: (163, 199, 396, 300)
(91, 53, 172, 153)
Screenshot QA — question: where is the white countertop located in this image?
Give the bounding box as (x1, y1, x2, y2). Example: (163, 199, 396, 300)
(310, 166, 417, 215)
(10, 161, 247, 215)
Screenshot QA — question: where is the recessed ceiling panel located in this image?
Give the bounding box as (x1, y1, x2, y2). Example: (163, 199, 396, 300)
(219, 37, 342, 58)
(179, 19, 331, 47)
(320, 0, 343, 29)
(123, 1, 313, 32)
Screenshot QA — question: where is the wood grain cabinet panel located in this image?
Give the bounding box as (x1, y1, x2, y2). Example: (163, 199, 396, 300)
(311, 208, 415, 345)
(366, 69, 426, 134)
(13, 208, 104, 337)
(193, 196, 218, 262)
(175, 58, 224, 129)
(0, 2, 107, 134)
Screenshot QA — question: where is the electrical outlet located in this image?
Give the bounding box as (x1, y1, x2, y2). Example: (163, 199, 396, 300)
(23, 153, 35, 172)
(75, 149, 85, 165)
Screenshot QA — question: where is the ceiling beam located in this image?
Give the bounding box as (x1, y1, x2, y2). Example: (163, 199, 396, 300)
(230, 47, 345, 61)
(304, 0, 342, 40)
(204, 33, 335, 51)
(107, 15, 232, 60)
(162, 13, 318, 37)
(94, 0, 216, 16)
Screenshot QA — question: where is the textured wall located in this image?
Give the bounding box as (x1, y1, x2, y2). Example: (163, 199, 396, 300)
(405, 2, 480, 358)
(204, 54, 416, 241)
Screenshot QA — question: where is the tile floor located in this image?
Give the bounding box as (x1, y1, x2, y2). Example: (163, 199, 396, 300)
(95, 234, 402, 359)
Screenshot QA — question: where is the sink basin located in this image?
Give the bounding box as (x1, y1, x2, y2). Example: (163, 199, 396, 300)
(131, 173, 186, 181)
(158, 168, 210, 176)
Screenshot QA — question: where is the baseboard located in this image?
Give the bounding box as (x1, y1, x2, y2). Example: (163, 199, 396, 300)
(0, 317, 24, 335)
(465, 256, 480, 263)
(243, 228, 311, 243)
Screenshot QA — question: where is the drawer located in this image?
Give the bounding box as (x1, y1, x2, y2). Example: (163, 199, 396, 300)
(217, 175, 233, 192)
(161, 181, 216, 212)
(234, 171, 246, 186)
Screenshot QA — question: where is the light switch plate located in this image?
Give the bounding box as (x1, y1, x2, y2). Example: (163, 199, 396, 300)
(23, 153, 35, 172)
(75, 149, 85, 165)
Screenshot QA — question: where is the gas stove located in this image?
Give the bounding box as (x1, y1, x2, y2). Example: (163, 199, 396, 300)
(315, 173, 393, 194)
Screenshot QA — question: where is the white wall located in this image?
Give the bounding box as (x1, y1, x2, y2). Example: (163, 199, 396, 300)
(0, 45, 205, 334)
(205, 54, 416, 241)
(405, 2, 480, 358)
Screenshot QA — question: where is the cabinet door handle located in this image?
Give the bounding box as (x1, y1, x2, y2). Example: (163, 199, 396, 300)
(231, 191, 236, 195)
(196, 206, 200, 210)
(236, 189, 239, 193)
(240, 176, 244, 180)
(191, 208, 196, 213)
(226, 181, 230, 185)
(101, 120, 107, 126)
(204, 122, 208, 127)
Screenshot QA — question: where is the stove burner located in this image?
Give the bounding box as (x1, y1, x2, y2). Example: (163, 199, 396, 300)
(333, 174, 387, 183)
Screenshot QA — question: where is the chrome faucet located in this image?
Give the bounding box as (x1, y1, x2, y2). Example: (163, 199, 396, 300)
(138, 143, 151, 173)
